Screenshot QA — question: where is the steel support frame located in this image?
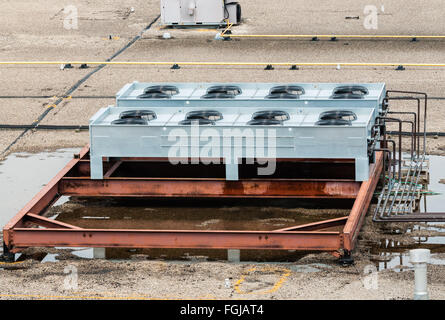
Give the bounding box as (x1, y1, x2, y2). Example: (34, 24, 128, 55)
(3, 146, 383, 255)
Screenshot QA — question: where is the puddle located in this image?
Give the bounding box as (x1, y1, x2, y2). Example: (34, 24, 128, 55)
(368, 155, 445, 271)
(420, 155, 445, 213)
(1, 149, 444, 264)
(371, 245, 445, 273)
(41, 253, 59, 263)
(0, 148, 80, 228)
(51, 199, 348, 262)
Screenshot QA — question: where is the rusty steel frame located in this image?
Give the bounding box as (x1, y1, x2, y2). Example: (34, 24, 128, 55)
(2, 146, 383, 256)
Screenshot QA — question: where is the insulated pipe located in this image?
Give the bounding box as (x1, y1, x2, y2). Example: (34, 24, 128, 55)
(387, 112, 417, 158)
(386, 90, 427, 156)
(409, 249, 430, 300)
(376, 117, 403, 180)
(386, 97, 421, 158)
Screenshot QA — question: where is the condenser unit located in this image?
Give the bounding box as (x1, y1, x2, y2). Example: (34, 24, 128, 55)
(161, 0, 241, 26)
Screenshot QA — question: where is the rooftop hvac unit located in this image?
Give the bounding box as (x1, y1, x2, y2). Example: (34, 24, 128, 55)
(161, 0, 241, 26)
(89, 82, 388, 182)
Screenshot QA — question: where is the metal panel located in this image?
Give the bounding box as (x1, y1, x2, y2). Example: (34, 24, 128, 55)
(89, 105, 375, 180)
(161, 0, 225, 25)
(161, 0, 181, 24)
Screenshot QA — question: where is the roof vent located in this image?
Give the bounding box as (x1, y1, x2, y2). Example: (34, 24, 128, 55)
(179, 119, 215, 125)
(111, 118, 148, 125)
(315, 119, 352, 126)
(266, 85, 304, 99)
(207, 85, 242, 95)
(331, 85, 368, 99)
(247, 119, 283, 126)
(252, 110, 290, 121)
(186, 110, 223, 121)
(201, 85, 242, 99)
(138, 85, 179, 99)
(119, 110, 157, 121)
(319, 110, 357, 122)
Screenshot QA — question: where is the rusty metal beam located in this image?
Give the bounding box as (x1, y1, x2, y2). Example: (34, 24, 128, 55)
(58, 178, 360, 198)
(103, 160, 122, 178)
(9, 228, 342, 251)
(343, 152, 384, 251)
(3, 146, 89, 236)
(24, 213, 81, 230)
(274, 216, 348, 232)
(3, 146, 384, 256)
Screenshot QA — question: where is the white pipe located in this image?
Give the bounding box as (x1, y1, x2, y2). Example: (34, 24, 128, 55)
(409, 249, 430, 300)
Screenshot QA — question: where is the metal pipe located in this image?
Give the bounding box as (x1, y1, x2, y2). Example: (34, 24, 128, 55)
(385, 140, 397, 179)
(387, 97, 421, 157)
(387, 111, 417, 158)
(387, 91, 427, 156)
(376, 117, 403, 179)
(410, 249, 430, 300)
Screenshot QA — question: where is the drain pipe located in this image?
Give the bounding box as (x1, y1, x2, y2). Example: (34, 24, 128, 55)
(409, 249, 430, 300)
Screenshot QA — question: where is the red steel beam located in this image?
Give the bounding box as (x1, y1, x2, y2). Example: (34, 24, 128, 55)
(103, 160, 122, 178)
(343, 152, 384, 251)
(274, 216, 348, 232)
(24, 213, 81, 230)
(9, 228, 342, 251)
(2, 146, 89, 245)
(3, 146, 383, 255)
(59, 178, 361, 198)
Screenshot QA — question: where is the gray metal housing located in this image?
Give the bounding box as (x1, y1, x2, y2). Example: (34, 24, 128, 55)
(89, 105, 377, 181)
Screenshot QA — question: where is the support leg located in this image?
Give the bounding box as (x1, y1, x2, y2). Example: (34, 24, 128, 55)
(90, 155, 103, 180)
(1, 242, 15, 262)
(355, 157, 369, 181)
(225, 161, 239, 181)
(338, 250, 354, 266)
(227, 249, 240, 263)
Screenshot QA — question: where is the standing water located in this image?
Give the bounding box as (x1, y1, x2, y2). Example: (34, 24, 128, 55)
(0, 148, 80, 227)
(0, 149, 444, 263)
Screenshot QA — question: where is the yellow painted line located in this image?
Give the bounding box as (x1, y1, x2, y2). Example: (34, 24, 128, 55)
(221, 22, 233, 36)
(46, 104, 57, 109)
(226, 34, 445, 39)
(0, 261, 26, 265)
(234, 266, 291, 295)
(101, 36, 121, 40)
(1, 61, 445, 67)
(195, 29, 219, 32)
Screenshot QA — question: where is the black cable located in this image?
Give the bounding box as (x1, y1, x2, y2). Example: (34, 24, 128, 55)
(0, 124, 89, 130)
(223, 1, 229, 20)
(0, 96, 115, 99)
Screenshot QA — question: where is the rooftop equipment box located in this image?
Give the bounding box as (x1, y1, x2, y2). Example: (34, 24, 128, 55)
(161, 0, 241, 26)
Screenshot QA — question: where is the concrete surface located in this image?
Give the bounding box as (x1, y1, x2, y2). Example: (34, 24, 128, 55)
(0, 0, 445, 300)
